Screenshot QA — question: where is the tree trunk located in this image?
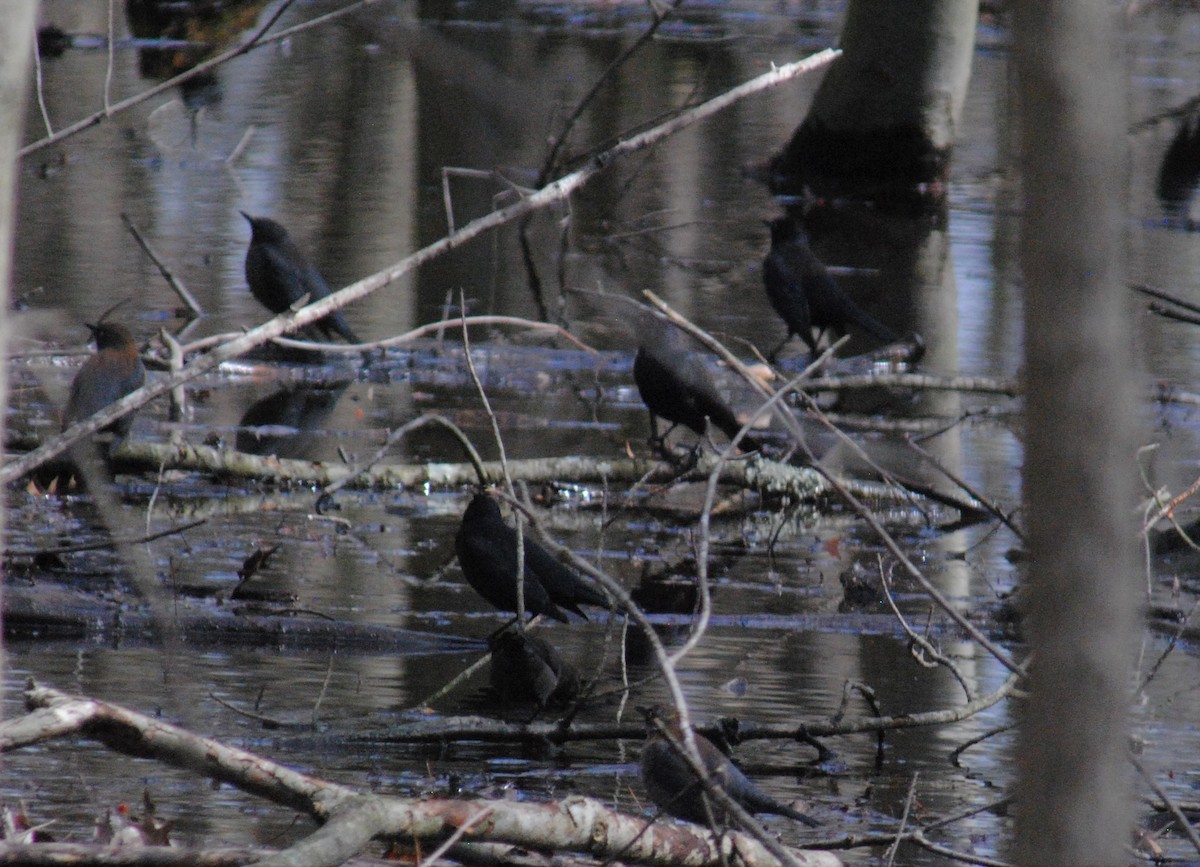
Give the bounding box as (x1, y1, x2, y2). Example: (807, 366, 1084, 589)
(1012, 2, 1137, 864)
(0, 4, 39, 723)
(768, 0, 978, 205)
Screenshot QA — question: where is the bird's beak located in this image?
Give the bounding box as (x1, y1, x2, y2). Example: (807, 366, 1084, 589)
(239, 210, 253, 225)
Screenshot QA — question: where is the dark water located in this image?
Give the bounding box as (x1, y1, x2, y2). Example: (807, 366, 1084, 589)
(8, 1, 1200, 863)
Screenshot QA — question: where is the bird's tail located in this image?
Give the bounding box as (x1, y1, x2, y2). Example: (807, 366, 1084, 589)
(849, 303, 900, 344)
(709, 406, 765, 454)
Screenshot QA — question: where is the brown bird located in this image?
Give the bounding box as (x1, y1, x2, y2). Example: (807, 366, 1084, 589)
(639, 705, 819, 827)
(50, 321, 146, 490)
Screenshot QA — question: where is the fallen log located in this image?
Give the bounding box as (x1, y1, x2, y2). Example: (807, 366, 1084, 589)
(2, 683, 842, 867)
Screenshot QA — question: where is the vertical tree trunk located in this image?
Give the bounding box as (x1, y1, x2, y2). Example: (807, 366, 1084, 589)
(0, 5, 38, 719)
(768, 0, 977, 203)
(1013, 2, 1137, 864)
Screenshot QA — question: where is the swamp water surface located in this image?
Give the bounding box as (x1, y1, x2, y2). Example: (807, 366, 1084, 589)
(7, 2, 1200, 864)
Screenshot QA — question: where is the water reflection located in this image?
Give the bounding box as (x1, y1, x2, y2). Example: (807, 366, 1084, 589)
(19, 0, 1200, 863)
(1156, 107, 1200, 222)
(125, 0, 267, 82)
(235, 381, 349, 459)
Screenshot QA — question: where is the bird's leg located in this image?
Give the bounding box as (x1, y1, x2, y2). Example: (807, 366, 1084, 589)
(658, 436, 701, 474)
(767, 334, 792, 364)
(647, 414, 681, 462)
(804, 328, 830, 370)
(486, 616, 522, 644)
(646, 411, 664, 449)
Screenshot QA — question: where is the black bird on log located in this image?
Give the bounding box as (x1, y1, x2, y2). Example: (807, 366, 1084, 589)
(633, 317, 763, 454)
(488, 627, 580, 710)
(455, 492, 610, 623)
(47, 321, 146, 491)
(240, 212, 362, 344)
(762, 216, 898, 361)
(639, 705, 820, 827)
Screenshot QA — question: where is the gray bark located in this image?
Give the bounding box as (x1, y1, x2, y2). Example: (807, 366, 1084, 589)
(1013, 2, 1138, 865)
(0, 4, 39, 723)
(810, 0, 976, 147)
(769, 0, 978, 196)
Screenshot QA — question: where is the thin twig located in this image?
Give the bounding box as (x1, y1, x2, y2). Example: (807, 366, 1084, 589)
(6, 518, 206, 557)
(105, 0, 115, 114)
(122, 213, 203, 317)
(20, 0, 369, 158)
(1143, 470, 1200, 530)
(1147, 301, 1200, 327)
(311, 653, 336, 728)
(878, 558, 975, 701)
(175, 314, 597, 357)
(1136, 598, 1200, 695)
(905, 436, 1026, 543)
(459, 289, 528, 622)
(159, 328, 189, 421)
(949, 724, 1014, 769)
(837, 472, 1022, 675)
(1131, 282, 1200, 317)
(536, 0, 683, 184)
(884, 773, 919, 867)
(321, 414, 486, 498)
(226, 125, 256, 164)
(674, 350, 811, 668)
(1132, 755, 1200, 857)
(908, 831, 1012, 867)
(418, 807, 495, 867)
(32, 28, 52, 137)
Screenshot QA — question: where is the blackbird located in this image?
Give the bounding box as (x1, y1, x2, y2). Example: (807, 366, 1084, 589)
(762, 216, 898, 360)
(240, 212, 362, 344)
(488, 628, 580, 710)
(50, 321, 146, 490)
(639, 705, 819, 827)
(633, 319, 763, 453)
(455, 492, 610, 623)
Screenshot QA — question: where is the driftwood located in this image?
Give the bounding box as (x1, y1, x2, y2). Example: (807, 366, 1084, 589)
(0, 682, 842, 867)
(12, 431, 985, 524)
(116, 442, 835, 495)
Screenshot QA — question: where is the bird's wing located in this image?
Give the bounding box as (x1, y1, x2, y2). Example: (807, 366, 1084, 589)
(525, 538, 608, 610)
(259, 243, 330, 306)
(764, 251, 813, 336)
